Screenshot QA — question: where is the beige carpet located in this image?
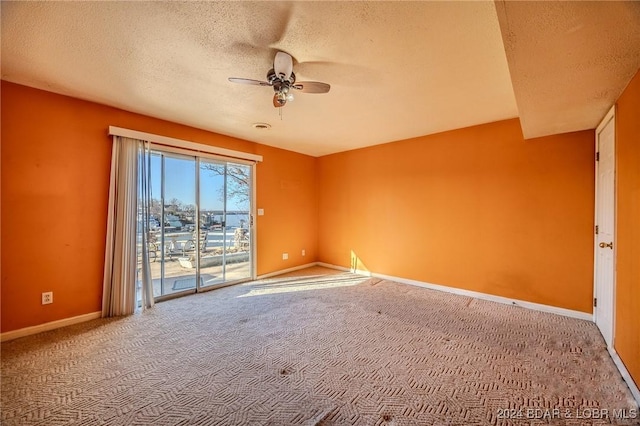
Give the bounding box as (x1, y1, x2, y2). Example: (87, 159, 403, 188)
(2, 267, 638, 425)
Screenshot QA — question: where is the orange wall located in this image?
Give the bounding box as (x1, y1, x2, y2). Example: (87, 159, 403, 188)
(614, 68, 640, 388)
(1, 81, 318, 333)
(254, 144, 318, 272)
(318, 118, 595, 313)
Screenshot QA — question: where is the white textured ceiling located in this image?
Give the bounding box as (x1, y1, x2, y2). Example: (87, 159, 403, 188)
(1, 2, 639, 156)
(496, 0, 640, 139)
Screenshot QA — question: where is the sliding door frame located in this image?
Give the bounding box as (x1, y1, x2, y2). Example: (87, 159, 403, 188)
(149, 144, 257, 301)
(109, 126, 261, 304)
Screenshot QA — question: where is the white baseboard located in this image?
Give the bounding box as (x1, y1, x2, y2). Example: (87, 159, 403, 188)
(315, 262, 350, 272)
(1, 311, 102, 342)
(317, 262, 593, 322)
(256, 262, 319, 280)
(608, 346, 640, 405)
(372, 271, 594, 322)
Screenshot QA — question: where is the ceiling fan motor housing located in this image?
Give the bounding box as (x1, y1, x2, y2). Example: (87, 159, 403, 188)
(267, 69, 296, 85)
(268, 69, 296, 106)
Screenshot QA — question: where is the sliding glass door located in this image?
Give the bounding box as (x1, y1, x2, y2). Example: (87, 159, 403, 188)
(199, 160, 252, 288)
(224, 163, 252, 282)
(140, 149, 254, 301)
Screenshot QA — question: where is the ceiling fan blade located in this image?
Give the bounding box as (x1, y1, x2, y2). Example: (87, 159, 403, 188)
(292, 81, 331, 94)
(274, 51, 293, 81)
(242, 2, 293, 48)
(273, 93, 285, 108)
(228, 77, 271, 86)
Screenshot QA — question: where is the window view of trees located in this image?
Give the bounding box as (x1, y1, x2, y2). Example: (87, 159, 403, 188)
(201, 163, 250, 208)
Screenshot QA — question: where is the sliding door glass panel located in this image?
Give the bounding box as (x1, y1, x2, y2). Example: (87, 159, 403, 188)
(161, 155, 197, 296)
(199, 160, 226, 288)
(199, 160, 252, 286)
(225, 163, 252, 282)
(149, 152, 163, 298)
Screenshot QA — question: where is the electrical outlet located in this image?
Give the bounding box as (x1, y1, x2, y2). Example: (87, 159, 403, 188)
(282, 252, 289, 260)
(302, 249, 306, 256)
(42, 291, 53, 305)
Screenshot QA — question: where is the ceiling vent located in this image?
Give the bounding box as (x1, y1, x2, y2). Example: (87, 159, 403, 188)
(252, 123, 271, 130)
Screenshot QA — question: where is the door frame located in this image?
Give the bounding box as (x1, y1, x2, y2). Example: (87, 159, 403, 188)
(593, 104, 616, 347)
(149, 143, 257, 301)
(196, 156, 257, 292)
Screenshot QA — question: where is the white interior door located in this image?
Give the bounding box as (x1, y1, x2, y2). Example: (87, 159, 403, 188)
(594, 107, 615, 348)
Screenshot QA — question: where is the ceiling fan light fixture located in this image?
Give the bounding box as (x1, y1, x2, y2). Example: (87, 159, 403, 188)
(252, 122, 271, 130)
(228, 51, 330, 109)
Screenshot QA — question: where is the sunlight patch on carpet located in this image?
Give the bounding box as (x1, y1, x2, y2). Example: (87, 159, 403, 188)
(238, 275, 369, 297)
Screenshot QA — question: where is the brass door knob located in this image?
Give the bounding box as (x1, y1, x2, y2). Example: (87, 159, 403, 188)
(599, 242, 613, 249)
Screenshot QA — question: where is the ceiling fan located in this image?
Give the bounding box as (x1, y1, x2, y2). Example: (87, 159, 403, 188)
(229, 51, 330, 108)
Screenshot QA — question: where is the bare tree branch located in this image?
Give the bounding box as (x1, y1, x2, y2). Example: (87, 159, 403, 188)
(201, 163, 250, 209)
